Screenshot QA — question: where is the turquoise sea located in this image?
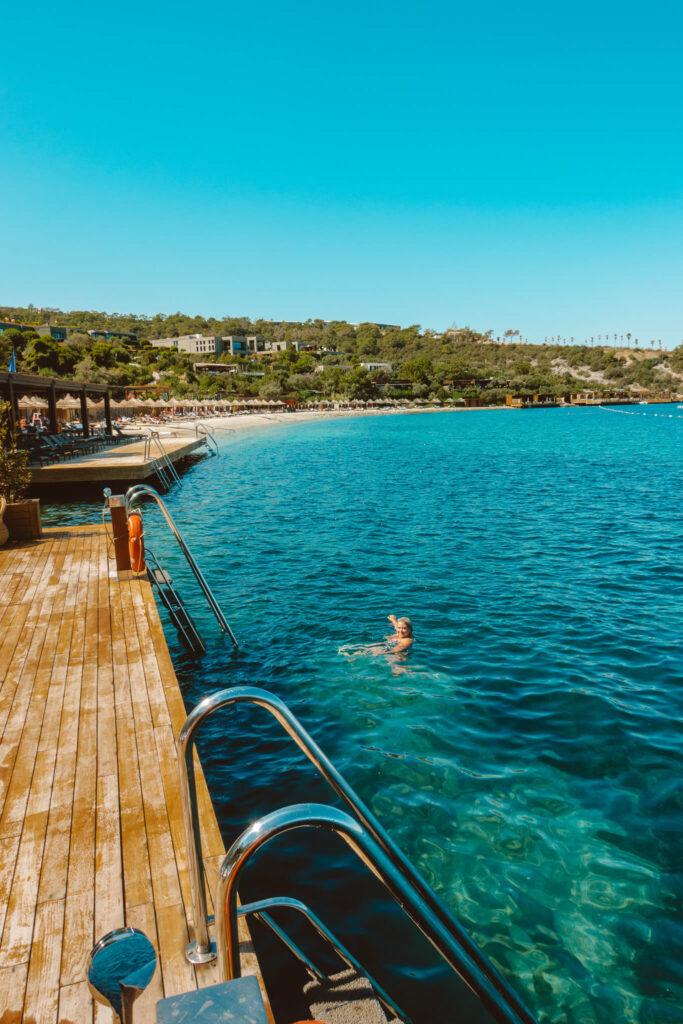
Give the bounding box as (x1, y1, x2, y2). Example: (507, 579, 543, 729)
(44, 407, 683, 1024)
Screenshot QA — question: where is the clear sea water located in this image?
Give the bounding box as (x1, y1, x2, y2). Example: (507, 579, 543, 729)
(43, 407, 683, 1024)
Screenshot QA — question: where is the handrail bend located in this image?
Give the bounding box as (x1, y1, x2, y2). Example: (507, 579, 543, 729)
(216, 804, 537, 1024)
(177, 686, 536, 1024)
(125, 485, 237, 645)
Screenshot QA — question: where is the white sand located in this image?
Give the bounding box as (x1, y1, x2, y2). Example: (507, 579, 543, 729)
(118, 404, 505, 443)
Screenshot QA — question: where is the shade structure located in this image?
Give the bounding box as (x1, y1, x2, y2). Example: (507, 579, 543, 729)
(56, 394, 82, 410)
(18, 395, 49, 409)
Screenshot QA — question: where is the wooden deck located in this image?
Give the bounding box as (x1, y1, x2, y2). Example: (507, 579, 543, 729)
(30, 437, 203, 485)
(0, 525, 270, 1023)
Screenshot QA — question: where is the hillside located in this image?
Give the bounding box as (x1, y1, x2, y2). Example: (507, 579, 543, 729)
(1, 305, 682, 403)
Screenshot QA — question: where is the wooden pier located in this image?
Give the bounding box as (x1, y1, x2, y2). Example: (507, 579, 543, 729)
(30, 436, 204, 485)
(0, 525, 269, 1023)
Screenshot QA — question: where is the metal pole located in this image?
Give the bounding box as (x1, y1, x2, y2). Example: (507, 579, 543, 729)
(104, 389, 113, 435)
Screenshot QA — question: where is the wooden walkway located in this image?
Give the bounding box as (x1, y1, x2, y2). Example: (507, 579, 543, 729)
(0, 525, 269, 1023)
(30, 437, 203, 485)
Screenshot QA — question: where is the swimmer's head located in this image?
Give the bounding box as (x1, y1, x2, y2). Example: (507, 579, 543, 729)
(397, 617, 413, 637)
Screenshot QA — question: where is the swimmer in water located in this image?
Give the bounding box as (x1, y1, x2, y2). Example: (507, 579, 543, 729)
(380, 614, 414, 654)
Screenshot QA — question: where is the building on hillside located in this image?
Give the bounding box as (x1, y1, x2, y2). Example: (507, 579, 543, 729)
(223, 336, 289, 356)
(88, 329, 138, 345)
(147, 334, 224, 354)
(195, 363, 239, 375)
(361, 362, 393, 372)
(0, 321, 37, 335)
(505, 394, 559, 408)
(36, 324, 69, 342)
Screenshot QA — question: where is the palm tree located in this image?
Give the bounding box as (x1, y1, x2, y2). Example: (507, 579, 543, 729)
(626, 333, 631, 346)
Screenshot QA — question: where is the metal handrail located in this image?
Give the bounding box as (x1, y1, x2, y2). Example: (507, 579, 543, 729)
(216, 804, 537, 1024)
(147, 430, 182, 485)
(125, 485, 237, 645)
(195, 423, 219, 454)
(237, 896, 406, 1023)
(177, 686, 536, 1024)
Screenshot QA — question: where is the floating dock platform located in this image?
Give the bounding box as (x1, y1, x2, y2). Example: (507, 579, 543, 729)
(0, 525, 270, 1023)
(30, 437, 204, 485)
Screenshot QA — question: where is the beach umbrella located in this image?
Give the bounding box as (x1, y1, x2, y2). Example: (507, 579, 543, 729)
(56, 394, 82, 409)
(19, 394, 48, 409)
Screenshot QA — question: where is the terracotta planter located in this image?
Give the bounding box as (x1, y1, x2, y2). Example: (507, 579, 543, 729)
(3, 498, 42, 542)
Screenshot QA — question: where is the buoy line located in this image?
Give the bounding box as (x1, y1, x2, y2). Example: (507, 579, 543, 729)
(597, 406, 680, 418)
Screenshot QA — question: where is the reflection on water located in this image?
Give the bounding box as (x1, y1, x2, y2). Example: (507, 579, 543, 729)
(43, 408, 683, 1024)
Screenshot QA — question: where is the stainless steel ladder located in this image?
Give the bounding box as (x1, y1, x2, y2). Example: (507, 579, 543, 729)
(125, 484, 238, 646)
(177, 686, 537, 1024)
(145, 549, 206, 656)
(143, 430, 182, 490)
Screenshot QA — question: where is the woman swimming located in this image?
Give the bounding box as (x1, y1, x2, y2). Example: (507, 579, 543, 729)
(381, 614, 414, 654)
(338, 614, 414, 660)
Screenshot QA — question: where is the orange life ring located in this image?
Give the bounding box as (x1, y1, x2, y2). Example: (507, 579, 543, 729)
(128, 511, 145, 573)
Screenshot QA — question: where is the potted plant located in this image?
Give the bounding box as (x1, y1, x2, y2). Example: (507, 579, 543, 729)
(0, 405, 41, 544)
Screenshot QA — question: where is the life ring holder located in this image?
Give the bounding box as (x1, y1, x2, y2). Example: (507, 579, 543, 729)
(128, 510, 145, 573)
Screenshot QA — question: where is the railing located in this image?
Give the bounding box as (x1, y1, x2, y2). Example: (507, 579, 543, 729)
(216, 804, 536, 1024)
(237, 896, 406, 1023)
(125, 484, 237, 646)
(194, 422, 219, 455)
(177, 686, 536, 1024)
(144, 549, 206, 656)
(143, 429, 182, 487)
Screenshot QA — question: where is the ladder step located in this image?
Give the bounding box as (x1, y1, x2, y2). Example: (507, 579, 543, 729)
(304, 968, 399, 1024)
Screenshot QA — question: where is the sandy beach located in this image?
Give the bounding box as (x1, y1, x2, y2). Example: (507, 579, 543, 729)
(120, 404, 505, 443)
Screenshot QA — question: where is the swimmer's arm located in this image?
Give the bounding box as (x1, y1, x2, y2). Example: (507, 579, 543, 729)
(388, 614, 398, 628)
(393, 638, 412, 652)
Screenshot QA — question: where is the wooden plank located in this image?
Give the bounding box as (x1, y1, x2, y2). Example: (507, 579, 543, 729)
(130, 580, 172, 730)
(0, 809, 49, 966)
(0, 533, 69, 834)
(22, 898, 64, 1024)
(59, 890, 93, 990)
(0, 833, 21, 942)
(116, 723, 154, 912)
(93, 771, 123, 941)
(155, 901, 197, 998)
(58, 980, 93, 1024)
(0, 962, 28, 1023)
(125, 900, 164, 1017)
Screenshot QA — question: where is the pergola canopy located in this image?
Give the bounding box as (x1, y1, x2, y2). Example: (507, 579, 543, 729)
(0, 371, 112, 438)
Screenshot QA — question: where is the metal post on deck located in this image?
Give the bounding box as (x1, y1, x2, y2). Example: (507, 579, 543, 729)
(48, 379, 58, 434)
(7, 374, 18, 433)
(104, 389, 113, 435)
(79, 387, 90, 438)
(105, 493, 132, 573)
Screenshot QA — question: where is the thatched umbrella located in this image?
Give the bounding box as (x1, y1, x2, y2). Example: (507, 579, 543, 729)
(56, 393, 81, 410)
(19, 394, 49, 409)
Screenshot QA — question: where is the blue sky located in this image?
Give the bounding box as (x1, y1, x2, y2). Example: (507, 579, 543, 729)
(2, 0, 682, 344)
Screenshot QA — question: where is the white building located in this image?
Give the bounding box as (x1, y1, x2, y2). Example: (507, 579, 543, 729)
(147, 334, 224, 354)
(361, 362, 393, 372)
